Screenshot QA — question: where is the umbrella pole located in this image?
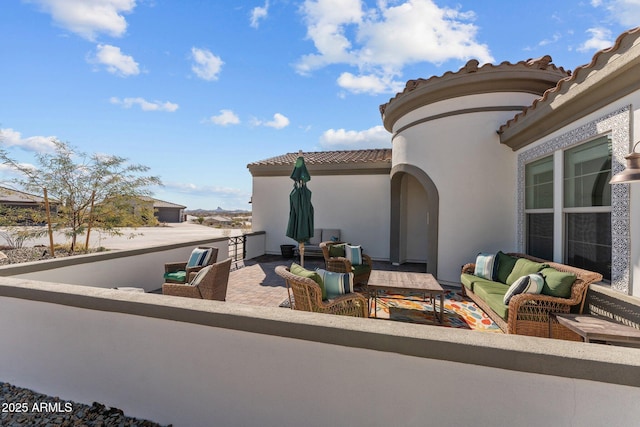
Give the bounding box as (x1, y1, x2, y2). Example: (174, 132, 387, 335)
(299, 242, 305, 268)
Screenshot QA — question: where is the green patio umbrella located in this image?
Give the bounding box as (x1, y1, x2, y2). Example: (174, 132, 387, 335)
(286, 153, 314, 267)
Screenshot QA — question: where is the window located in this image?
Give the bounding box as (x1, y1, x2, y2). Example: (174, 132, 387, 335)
(563, 137, 612, 280)
(525, 156, 554, 260)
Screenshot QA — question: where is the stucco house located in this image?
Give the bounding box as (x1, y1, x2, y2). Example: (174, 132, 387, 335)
(143, 197, 186, 223)
(249, 27, 640, 298)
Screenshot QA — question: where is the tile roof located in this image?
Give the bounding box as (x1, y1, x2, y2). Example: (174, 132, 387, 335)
(139, 196, 186, 209)
(248, 149, 392, 166)
(380, 56, 570, 117)
(499, 26, 640, 135)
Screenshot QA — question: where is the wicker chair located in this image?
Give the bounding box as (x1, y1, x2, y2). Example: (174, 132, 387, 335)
(319, 241, 373, 286)
(461, 253, 603, 339)
(163, 258, 232, 301)
(275, 265, 369, 317)
(164, 246, 219, 284)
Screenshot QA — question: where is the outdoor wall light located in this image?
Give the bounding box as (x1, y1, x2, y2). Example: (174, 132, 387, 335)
(610, 141, 640, 184)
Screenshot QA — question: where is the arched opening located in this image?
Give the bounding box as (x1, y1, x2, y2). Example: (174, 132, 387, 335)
(390, 165, 439, 277)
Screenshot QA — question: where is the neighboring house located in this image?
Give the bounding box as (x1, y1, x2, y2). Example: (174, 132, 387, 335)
(0, 185, 58, 215)
(140, 197, 186, 223)
(250, 27, 640, 298)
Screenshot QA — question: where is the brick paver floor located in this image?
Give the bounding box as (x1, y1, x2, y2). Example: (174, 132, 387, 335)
(225, 255, 427, 308)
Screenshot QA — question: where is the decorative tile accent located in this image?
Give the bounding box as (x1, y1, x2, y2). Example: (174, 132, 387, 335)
(517, 105, 631, 293)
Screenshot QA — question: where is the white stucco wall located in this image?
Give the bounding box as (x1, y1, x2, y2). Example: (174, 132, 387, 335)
(515, 92, 640, 297)
(252, 174, 391, 259)
(392, 93, 541, 284)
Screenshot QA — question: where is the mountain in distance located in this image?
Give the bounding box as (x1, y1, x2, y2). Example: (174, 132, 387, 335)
(186, 207, 251, 217)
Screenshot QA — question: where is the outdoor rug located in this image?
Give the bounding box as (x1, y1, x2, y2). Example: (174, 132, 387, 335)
(371, 290, 502, 332)
(280, 290, 502, 333)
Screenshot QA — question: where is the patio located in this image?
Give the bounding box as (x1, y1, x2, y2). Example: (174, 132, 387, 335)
(225, 254, 430, 306)
(1, 237, 639, 426)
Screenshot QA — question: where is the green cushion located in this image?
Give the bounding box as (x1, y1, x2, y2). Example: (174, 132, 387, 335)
(290, 262, 326, 300)
(473, 281, 509, 320)
(482, 293, 509, 320)
(495, 251, 518, 284)
(328, 243, 346, 257)
(352, 263, 371, 276)
(540, 267, 576, 298)
(164, 271, 186, 282)
(506, 258, 548, 285)
(460, 273, 497, 292)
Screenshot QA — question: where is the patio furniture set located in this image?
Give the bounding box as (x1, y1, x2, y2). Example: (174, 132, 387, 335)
(278, 243, 640, 345)
(276, 241, 445, 322)
(156, 244, 638, 345)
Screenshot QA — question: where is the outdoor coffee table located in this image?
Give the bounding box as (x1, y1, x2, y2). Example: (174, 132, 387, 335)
(366, 271, 445, 324)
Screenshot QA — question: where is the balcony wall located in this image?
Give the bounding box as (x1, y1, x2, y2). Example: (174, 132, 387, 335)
(0, 277, 639, 427)
(0, 232, 264, 291)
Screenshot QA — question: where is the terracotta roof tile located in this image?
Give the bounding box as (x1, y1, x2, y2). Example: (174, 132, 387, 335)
(380, 56, 570, 116)
(499, 26, 640, 134)
(248, 149, 392, 166)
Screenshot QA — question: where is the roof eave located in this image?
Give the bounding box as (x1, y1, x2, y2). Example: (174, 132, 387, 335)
(500, 34, 640, 151)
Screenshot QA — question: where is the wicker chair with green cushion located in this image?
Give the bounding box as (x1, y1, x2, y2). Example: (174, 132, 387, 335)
(163, 258, 232, 301)
(164, 246, 218, 284)
(319, 241, 373, 286)
(275, 265, 368, 318)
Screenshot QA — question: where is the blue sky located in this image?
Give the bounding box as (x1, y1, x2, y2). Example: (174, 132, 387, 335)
(1, 0, 638, 210)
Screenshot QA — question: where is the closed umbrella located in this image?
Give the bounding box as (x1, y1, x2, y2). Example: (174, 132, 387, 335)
(286, 153, 314, 267)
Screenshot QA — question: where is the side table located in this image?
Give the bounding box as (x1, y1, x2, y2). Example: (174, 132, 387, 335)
(550, 313, 640, 347)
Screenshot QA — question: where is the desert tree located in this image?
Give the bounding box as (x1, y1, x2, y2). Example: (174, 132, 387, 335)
(0, 139, 162, 252)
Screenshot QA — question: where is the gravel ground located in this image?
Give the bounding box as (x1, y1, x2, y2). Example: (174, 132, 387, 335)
(1, 382, 168, 426)
(0, 247, 96, 265)
(1, 249, 169, 426)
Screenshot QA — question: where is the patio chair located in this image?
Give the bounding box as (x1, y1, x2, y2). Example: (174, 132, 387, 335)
(275, 265, 369, 317)
(162, 258, 232, 301)
(163, 246, 218, 284)
(320, 241, 373, 286)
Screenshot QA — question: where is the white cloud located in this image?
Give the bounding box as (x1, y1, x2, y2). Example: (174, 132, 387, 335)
(538, 33, 562, 47)
(26, 0, 136, 41)
(91, 44, 140, 76)
(252, 113, 290, 129)
(207, 110, 241, 126)
(319, 125, 390, 149)
(296, 0, 493, 95)
(337, 72, 404, 94)
(250, 1, 269, 28)
(591, 0, 640, 27)
(577, 27, 614, 52)
(110, 97, 179, 112)
(0, 128, 57, 152)
(190, 47, 224, 81)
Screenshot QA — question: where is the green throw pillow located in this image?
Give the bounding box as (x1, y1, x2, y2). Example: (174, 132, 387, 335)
(495, 251, 518, 284)
(540, 267, 576, 298)
(506, 258, 548, 285)
(290, 262, 326, 300)
(328, 243, 346, 258)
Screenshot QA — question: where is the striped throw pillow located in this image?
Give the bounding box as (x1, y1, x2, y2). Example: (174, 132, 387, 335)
(187, 248, 213, 268)
(503, 273, 544, 305)
(316, 268, 354, 299)
(189, 265, 212, 286)
(474, 253, 496, 280)
(345, 244, 363, 265)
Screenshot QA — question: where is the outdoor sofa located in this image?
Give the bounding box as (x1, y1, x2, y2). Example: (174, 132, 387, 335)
(298, 228, 341, 257)
(461, 252, 603, 339)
